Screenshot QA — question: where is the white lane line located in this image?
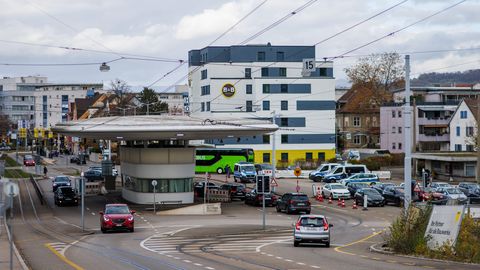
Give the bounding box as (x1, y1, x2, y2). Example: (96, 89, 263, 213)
(311, 266, 321, 269)
(91, 212, 95, 216)
(194, 263, 203, 266)
(297, 262, 306, 265)
(205, 267, 215, 270)
(86, 207, 90, 211)
(284, 259, 293, 262)
(183, 260, 191, 263)
(173, 257, 180, 260)
(275, 256, 283, 259)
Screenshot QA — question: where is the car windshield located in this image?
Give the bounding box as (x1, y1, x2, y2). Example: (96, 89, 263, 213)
(242, 165, 255, 172)
(105, 205, 130, 214)
(55, 176, 70, 183)
(319, 166, 330, 172)
(292, 195, 308, 201)
(394, 188, 405, 193)
(446, 188, 463, 194)
(300, 217, 325, 227)
(331, 184, 345, 190)
(261, 164, 273, 170)
(363, 189, 380, 196)
(59, 188, 75, 195)
(465, 184, 480, 189)
(354, 183, 369, 188)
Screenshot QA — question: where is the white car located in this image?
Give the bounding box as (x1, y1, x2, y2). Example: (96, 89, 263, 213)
(435, 187, 468, 203)
(322, 183, 351, 199)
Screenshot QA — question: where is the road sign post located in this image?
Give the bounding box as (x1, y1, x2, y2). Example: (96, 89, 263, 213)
(81, 172, 85, 231)
(4, 182, 19, 270)
(152, 180, 157, 214)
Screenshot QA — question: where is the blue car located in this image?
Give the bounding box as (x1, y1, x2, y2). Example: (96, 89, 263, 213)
(233, 162, 257, 183)
(339, 173, 379, 186)
(309, 163, 340, 182)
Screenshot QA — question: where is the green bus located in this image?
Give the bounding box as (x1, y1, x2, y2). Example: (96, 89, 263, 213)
(195, 148, 254, 174)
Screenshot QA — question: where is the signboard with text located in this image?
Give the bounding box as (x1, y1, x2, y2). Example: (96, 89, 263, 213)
(425, 205, 465, 249)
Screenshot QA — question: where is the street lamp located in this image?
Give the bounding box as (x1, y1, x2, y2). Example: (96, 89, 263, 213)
(99, 63, 110, 72)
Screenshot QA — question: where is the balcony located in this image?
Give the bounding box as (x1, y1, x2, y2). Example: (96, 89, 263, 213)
(417, 133, 450, 142)
(417, 117, 450, 126)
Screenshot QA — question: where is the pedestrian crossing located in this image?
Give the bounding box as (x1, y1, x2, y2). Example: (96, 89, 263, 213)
(141, 229, 292, 255)
(46, 242, 69, 256)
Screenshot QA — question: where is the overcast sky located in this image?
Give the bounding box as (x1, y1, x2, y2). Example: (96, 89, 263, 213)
(0, 0, 478, 89)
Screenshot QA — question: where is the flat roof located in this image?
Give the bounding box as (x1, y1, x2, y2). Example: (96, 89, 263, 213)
(52, 115, 278, 140)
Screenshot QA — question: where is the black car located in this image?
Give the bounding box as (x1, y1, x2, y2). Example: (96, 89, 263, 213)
(354, 188, 385, 207)
(383, 186, 405, 206)
(458, 182, 480, 203)
(54, 186, 79, 206)
(194, 181, 220, 197)
(52, 175, 71, 192)
(70, 154, 87, 165)
(83, 169, 103, 182)
(244, 189, 276, 206)
(373, 182, 396, 195)
(220, 183, 246, 200)
(276, 193, 311, 214)
(346, 182, 370, 197)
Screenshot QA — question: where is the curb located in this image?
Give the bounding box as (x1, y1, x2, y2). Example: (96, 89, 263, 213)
(369, 242, 480, 267)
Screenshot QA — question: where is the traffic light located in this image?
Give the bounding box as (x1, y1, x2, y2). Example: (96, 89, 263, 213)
(256, 175, 270, 194)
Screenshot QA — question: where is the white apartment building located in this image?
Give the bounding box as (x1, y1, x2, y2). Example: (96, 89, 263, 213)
(188, 44, 336, 164)
(449, 99, 477, 152)
(0, 76, 105, 129)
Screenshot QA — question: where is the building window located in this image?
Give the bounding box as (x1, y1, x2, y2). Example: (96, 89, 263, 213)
(263, 153, 270, 163)
(466, 163, 476, 177)
(263, 100, 270, 111)
(466, 126, 474, 137)
(280, 84, 288, 93)
(201, 69, 207, 80)
(280, 118, 288, 127)
(279, 68, 287, 77)
(201, 85, 210, 96)
(246, 101, 253, 112)
(392, 126, 396, 133)
(261, 68, 269, 77)
(201, 102, 205, 112)
(353, 135, 361, 144)
(281, 100, 288, 111)
(246, 84, 252, 94)
(318, 152, 325, 161)
(281, 153, 288, 162)
(392, 110, 395, 118)
(305, 152, 313, 161)
(353, 116, 361, 127)
(455, 144, 462, 151)
(257, 51, 266, 61)
(262, 135, 270, 144)
(262, 84, 270, 93)
(398, 127, 402, 134)
(206, 101, 210, 112)
(245, 68, 251, 78)
(460, 111, 467, 119)
(398, 110, 402, 118)
(276, 51, 285, 61)
(398, 143, 402, 150)
(392, 143, 396, 149)
(456, 126, 461, 136)
(281, 135, 288, 143)
(466, 144, 474, 151)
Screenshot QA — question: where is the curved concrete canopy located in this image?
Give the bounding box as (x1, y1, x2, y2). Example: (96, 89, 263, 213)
(52, 115, 278, 140)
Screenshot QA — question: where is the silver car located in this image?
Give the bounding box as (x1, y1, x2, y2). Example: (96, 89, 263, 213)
(293, 215, 332, 247)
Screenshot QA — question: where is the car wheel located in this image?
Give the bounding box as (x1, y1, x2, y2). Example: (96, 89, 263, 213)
(294, 241, 300, 247)
(129, 227, 134, 233)
(286, 208, 291, 214)
(234, 177, 237, 182)
(216, 168, 223, 174)
(305, 210, 311, 214)
(325, 241, 330, 248)
(101, 227, 106, 233)
(244, 199, 249, 205)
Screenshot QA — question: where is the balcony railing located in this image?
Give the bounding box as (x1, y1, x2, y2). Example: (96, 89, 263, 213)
(417, 117, 450, 125)
(417, 134, 450, 142)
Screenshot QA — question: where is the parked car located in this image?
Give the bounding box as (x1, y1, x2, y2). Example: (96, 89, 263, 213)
(458, 182, 480, 197)
(435, 187, 468, 204)
(346, 182, 370, 197)
(323, 164, 369, 183)
(23, 155, 35, 166)
(83, 169, 103, 182)
(233, 162, 257, 183)
(88, 166, 119, 177)
(254, 163, 274, 177)
(70, 154, 87, 165)
(99, 204, 135, 233)
(321, 183, 351, 200)
(429, 182, 452, 190)
(372, 182, 396, 195)
(293, 215, 332, 247)
(52, 175, 71, 192)
(354, 188, 385, 207)
(309, 163, 340, 182)
(383, 186, 405, 206)
(194, 181, 220, 197)
(275, 193, 311, 214)
(339, 173, 379, 186)
(54, 186, 79, 206)
(244, 189, 276, 206)
(417, 187, 448, 204)
(220, 183, 246, 200)
(0, 145, 12, 151)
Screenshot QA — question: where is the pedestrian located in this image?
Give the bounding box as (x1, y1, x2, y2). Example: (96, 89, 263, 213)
(43, 166, 48, 177)
(225, 165, 231, 179)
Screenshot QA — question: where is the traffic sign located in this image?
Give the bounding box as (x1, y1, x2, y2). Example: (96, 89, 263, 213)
(303, 58, 316, 72)
(151, 180, 158, 187)
(294, 167, 302, 177)
(3, 182, 19, 197)
(271, 178, 278, 187)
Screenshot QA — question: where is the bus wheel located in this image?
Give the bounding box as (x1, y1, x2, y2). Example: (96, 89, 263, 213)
(216, 167, 224, 174)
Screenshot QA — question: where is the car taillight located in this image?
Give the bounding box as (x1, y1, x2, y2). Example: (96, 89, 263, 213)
(324, 220, 329, 231)
(289, 200, 293, 204)
(295, 220, 301, 230)
(306, 201, 311, 206)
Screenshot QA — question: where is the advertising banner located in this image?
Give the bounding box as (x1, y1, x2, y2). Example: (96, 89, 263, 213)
(425, 205, 465, 249)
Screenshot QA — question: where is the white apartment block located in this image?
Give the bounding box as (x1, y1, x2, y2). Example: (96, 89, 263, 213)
(188, 44, 336, 164)
(449, 99, 477, 152)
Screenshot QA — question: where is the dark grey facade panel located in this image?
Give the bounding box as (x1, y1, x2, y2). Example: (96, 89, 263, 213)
(310, 67, 334, 77)
(264, 84, 311, 94)
(275, 117, 306, 127)
(297, 100, 336, 110)
(206, 135, 267, 145)
(283, 134, 335, 144)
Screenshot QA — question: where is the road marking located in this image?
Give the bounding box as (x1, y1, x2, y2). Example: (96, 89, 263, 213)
(183, 260, 191, 263)
(194, 263, 203, 266)
(334, 230, 384, 256)
(296, 262, 306, 265)
(205, 267, 215, 270)
(311, 266, 321, 269)
(45, 243, 84, 270)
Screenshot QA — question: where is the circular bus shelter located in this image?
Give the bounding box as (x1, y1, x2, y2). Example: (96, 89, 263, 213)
(52, 115, 278, 204)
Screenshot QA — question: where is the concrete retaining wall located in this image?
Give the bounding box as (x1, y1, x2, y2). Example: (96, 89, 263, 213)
(156, 203, 222, 216)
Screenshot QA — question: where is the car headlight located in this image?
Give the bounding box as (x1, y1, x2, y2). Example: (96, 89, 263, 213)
(103, 216, 110, 222)
(53, 183, 57, 186)
(128, 216, 134, 221)
(67, 183, 71, 186)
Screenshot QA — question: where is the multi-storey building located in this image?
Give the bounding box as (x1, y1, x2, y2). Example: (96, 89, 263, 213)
(0, 76, 104, 129)
(188, 44, 336, 164)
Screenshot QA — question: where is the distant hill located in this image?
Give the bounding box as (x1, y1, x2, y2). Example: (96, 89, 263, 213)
(412, 69, 480, 86)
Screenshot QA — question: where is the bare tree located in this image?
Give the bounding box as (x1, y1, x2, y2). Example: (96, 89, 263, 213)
(109, 79, 131, 108)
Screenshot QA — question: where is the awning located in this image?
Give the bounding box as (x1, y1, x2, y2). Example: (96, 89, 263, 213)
(418, 107, 453, 111)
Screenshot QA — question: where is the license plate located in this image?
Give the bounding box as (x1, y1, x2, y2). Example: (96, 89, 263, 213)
(297, 203, 305, 206)
(116, 224, 123, 227)
(305, 227, 319, 231)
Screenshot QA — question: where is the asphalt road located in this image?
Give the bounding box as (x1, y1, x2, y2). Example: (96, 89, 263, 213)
(8, 154, 479, 270)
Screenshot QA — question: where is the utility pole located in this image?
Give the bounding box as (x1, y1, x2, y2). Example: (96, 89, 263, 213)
(476, 98, 480, 184)
(404, 55, 412, 211)
(271, 111, 278, 190)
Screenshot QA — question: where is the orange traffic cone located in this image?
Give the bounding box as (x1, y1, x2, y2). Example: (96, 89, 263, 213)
(352, 201, 358, 209)
(337, 198, 341, 206)
(317, 193, 324, 202)
(341, 199, 345, 208)
(328, 196, 333, 204)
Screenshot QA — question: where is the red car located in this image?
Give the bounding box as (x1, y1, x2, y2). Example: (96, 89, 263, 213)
(23, 155, 35, 166)
(100, 204, 135, 233)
